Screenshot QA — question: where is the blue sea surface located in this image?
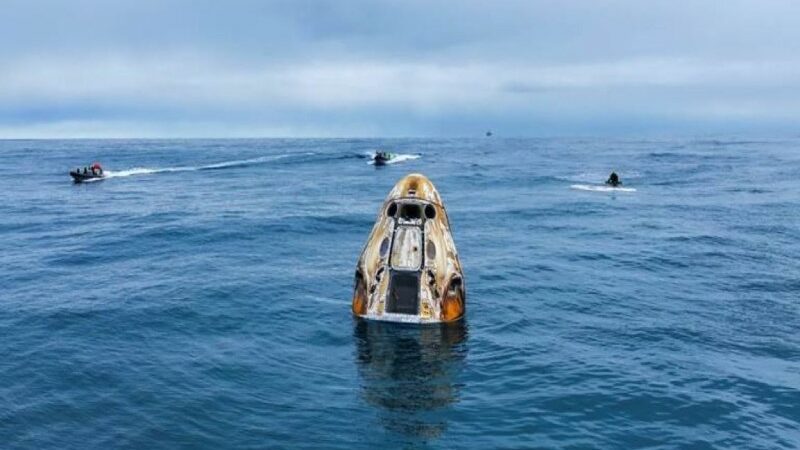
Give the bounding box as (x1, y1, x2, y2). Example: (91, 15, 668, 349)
(1, 138, 799, 449)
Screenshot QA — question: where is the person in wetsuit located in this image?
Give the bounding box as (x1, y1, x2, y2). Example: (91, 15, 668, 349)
(606, 171, 621, 187)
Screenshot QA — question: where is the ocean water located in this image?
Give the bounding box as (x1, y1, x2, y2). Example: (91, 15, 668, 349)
(1, 138, 799, 449)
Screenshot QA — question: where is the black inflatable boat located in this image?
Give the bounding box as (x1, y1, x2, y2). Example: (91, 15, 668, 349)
(70, 170, 105, 182)
(373, 152, 396, 166)
(71, 163, 105, 182)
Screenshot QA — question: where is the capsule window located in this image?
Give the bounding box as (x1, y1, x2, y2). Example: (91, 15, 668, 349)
(426, 240, 436, 260)
(425, 204, 436, 219)
(386, 202, 397, 217)
(400, 203, 422, 220)
(379, 237, 390, 257)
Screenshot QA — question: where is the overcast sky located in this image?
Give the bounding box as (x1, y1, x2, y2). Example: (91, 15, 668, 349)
(1, 0, 799, 137)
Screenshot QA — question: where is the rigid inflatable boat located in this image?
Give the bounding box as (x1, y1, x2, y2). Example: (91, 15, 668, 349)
(373, 151, 396, 166)
(70, 163, 105, 182)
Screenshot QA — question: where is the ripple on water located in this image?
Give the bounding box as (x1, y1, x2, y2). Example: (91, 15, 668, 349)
(2, 138, 799, 449)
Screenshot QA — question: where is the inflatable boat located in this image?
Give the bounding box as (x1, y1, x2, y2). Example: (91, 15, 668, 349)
(70, 163, 105, 182)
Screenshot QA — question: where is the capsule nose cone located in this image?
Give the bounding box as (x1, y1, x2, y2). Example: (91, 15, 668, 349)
(388, 173, 443, 205)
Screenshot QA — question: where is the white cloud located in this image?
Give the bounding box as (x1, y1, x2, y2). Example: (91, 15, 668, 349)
(4, 55, 799, 109)
(2, 0, 800, 136)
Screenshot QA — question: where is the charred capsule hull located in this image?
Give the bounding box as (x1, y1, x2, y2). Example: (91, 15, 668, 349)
(353, 173, 465, 323)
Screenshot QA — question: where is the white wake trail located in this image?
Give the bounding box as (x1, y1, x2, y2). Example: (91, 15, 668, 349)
(103, 153, 308, 179)
(570, 184, 637, 192)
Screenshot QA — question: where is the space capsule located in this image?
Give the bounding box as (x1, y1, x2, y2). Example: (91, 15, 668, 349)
(352, 173, 465, 323)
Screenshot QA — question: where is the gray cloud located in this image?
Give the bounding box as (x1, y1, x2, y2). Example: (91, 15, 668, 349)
(1, 0, 799, 137)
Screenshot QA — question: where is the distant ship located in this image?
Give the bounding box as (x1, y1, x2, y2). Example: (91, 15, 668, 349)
(485, 130, 493, 137)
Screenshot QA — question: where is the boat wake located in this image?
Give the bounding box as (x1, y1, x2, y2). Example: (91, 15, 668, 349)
(570, 184, 637, 192)
(557, 171, 642, 183)
(103, 153, 307, 179)
(103, 167, 176, 178)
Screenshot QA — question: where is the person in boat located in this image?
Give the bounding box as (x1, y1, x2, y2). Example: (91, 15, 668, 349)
(606, 171, 621, 187)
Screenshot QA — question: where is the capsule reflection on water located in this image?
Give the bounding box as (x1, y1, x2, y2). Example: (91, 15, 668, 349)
(352, 173, 465, 323)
